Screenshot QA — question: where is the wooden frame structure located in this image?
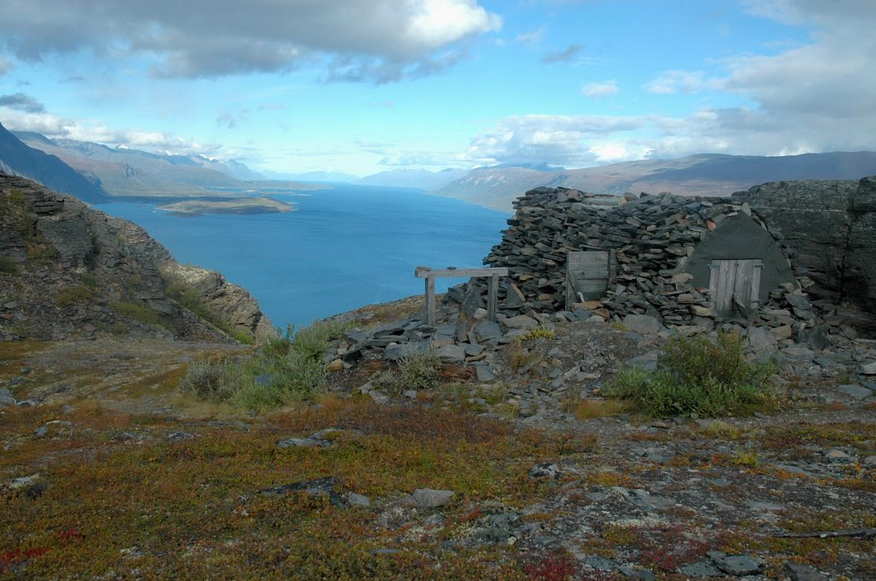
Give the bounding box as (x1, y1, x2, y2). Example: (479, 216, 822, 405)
(415, 266, 508, 326)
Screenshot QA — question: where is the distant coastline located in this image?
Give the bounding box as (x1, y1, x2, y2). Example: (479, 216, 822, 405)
(158, 196, 294, 216)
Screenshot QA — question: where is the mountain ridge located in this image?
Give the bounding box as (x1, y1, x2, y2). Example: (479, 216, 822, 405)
(433, 152, 876, 211)
(0, 122, 108, 203)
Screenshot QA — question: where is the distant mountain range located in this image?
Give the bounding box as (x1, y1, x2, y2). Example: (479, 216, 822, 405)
(0, 121, 108, 203)
(355, 168, 469, 189)
(433, 152, 876, 211)
(261, 169, 359, 183)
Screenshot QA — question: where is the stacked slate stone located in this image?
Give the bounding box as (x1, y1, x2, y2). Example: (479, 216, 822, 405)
(476, 186, 761, 326)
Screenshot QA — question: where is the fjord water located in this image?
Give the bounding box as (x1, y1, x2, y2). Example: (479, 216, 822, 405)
(95, 184, 509, 330)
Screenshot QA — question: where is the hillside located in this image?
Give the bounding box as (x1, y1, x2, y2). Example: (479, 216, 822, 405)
(434, 152, 876, 211)
(0, 173, 274, 344)
(0, 122, 107, 203)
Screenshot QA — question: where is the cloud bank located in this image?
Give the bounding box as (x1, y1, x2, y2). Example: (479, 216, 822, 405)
(0, 0, 501, 82)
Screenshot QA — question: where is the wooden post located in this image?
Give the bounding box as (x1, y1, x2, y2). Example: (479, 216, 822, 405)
(487, 272, 499, 322)
(425, 275, 436, 326)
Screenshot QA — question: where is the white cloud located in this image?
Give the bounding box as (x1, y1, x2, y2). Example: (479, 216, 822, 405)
(0, 0, 501, 82)
(0, 109, 222, 155)
(581, 80, 618, 98)
(515, 27, 547, 45)
(644, 70, 715, 94)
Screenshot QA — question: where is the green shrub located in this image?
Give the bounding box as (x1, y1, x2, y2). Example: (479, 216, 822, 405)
(0, 257, 18, 275)
(55, 284, 94, 307)
(180, 320, 350, 410)
(606, 332, 774, 418)
(180, 360, 241, 401)
(288, 319, 351, 360)
(80, 272, 99, 288)
(110, 301, 162, 326)
(398, 349, 442, 391)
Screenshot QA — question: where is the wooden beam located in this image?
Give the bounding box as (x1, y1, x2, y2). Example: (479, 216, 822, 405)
(415, 266, 508, 279)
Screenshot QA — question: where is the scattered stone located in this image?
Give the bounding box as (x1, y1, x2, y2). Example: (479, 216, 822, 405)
(623, 314, 664, 335)
(504, 314, 539, 329)
(836, 383, 873, 399)
(860, 361, 876, 375)
(277, 437, 330, 449)
(824, 449, 854, 463)
(168, 431, 195, 442)
(624, 351, 659, 372)
(369, 390, 390, 405)
(409, 488, 456, 508)
(33, 425, 48, 438)
(475, 365, 495, 382)
(435, 344, 466, 363)
(784, 562, 828, 581)
(258, 476, 345, 507)
(528, 463, 561, 480)
(345, 492, 371, 508)
(0, 395, 17, 408)
(679, 561, 723, 578)
(327, 358, 344, 371)
(710, 553, 765, 576)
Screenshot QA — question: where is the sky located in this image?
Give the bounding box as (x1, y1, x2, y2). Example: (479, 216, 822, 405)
(0, 0, 874, 178)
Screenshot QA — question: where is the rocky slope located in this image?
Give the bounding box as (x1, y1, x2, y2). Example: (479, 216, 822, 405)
(0, 173, 274, 343)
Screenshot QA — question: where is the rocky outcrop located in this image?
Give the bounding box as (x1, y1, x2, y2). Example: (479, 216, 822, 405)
(0, 173, 273, 343)
(736, 176, 876, 331)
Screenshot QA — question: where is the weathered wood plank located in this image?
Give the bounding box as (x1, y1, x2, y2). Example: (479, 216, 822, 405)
(415, 266, 508, 279)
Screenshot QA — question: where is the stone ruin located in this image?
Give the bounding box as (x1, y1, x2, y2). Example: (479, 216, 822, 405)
(454, 177, 876, 350)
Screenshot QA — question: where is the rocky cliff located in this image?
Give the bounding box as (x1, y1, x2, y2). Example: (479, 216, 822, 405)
(736, 176, 876, 331)
(0, 173, 275, 343)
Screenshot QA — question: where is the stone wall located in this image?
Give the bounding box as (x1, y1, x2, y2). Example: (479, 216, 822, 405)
(476, 177, 876, 338)
(483, 187, 767, 326)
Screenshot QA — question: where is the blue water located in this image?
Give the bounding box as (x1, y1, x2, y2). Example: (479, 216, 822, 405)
(95, 184, 509, 330)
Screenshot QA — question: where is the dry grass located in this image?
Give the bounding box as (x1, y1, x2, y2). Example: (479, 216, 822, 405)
(0, 398, 588, 579)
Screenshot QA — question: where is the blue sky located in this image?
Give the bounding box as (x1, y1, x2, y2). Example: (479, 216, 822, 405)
(1, 0, 874, 177)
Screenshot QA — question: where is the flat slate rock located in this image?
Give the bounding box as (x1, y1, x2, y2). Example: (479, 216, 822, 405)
(623, 314, 664, 335)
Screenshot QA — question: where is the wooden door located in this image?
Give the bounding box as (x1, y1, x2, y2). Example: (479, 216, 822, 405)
(566, 251, 610, 307)
(708, 259, 763, 318)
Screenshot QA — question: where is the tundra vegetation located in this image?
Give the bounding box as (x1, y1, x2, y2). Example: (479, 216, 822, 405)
(1, 318, 874, 580)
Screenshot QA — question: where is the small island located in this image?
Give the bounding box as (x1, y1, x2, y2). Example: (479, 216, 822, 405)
(158, 196, 294, 216)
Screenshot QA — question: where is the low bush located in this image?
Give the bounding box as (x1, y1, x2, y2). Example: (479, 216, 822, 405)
(398, 349, 441, 391)
(606, 331, 774, 418)
(55, 284, 93, 308)
(180, 320, 351, 410)
(179, 359, 241, 402)
(110, 301, 162, 326)
(0, 257, 18, 276)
